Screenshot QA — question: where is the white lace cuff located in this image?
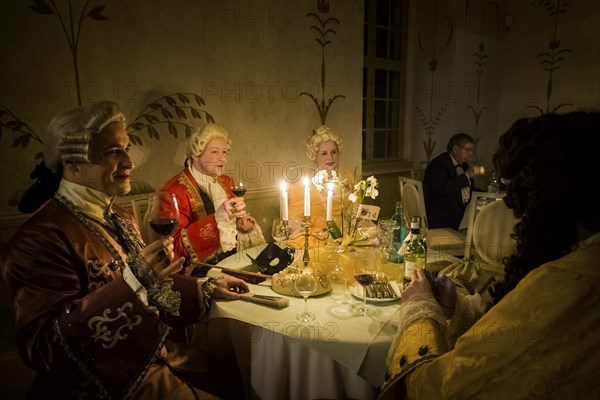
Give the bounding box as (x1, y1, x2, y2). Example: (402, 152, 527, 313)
(214, 206, 237, 252)
(386, 292, 448, 367)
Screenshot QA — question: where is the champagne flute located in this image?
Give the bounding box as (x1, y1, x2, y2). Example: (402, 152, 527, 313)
(295, 268, 317, 323)
(353, 264, 375, 316)
(147, 190, 180, 238)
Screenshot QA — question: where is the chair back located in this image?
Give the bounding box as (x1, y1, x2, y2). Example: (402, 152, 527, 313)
(464, 192, 518, 275)
(398, 176, 466, 257)
(398, 176, 425, 222)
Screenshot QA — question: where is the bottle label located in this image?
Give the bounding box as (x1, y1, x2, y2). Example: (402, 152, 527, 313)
(404, 256, 426, 280)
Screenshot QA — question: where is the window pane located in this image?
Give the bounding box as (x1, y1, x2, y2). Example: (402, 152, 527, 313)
(362, 130, 367, 160)
(374, 100, 387, 128)
(364, 25, 369, 56)
(375, 27, 388, 58)
(388, 101, 400, 127)
(376, 0, 389, 26)
(373, 130, 397, 158)
(362, 99, 367, 129)
(374, 69, 387, 98)
(364, 0, 370, 23)
(373, 130, 387, 158)
(390, 0, 402, 26)
(390, 31, 402, 61)
(389, 71, 400, 99)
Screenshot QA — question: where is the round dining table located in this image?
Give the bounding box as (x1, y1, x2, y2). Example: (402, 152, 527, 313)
(192, 244, 459, 400)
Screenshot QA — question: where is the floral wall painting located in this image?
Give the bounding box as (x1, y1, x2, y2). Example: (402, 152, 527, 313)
(1, 1, 216, 206)
(529, 0, 573, 114)
(415, 0, 454, 162)
(29, 0, 108, 106)
(300, 0, 346, 125)
(464, 0, 501, 163)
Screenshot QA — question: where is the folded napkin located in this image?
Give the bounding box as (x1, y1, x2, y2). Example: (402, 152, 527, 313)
(438, 259, 480, 294)
(239, 292, 289, 308)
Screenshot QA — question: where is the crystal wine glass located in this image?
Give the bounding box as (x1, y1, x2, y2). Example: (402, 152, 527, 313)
(328, 264, 349, 304)
(230, 180, 246, 213)
(271, 218, 289, 244)
(353, 264, 375, 316)
(232, 180, 246, 197)
(295, 268, 317, 323)
(147, 190, 180, 238)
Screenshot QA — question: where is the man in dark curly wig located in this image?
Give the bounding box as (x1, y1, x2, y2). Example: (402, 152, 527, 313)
(379, 111, 599, 399)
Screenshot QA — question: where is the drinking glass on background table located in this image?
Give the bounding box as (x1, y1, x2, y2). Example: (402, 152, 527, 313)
(328, 263, 349, 304)
(295, 267, 318, 323)
(377, 218, 394, 261)
(147, 190, 180, 238)
(353, 264, 375, 316)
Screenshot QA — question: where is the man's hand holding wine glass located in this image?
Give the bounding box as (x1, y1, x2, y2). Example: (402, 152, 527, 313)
(141, 237, 185, 277)
(226, 180, 257, 233)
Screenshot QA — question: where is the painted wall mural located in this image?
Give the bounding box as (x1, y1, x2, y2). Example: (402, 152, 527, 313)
(300, 0, 346, 125)
(415, 0, 453, 162)
(529, 0, 573, 114)
(1, 1, 215, 207)
(464, 0, 501, 163)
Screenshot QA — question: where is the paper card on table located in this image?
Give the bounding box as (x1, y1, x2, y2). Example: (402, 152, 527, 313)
(356, 204, 380, 221)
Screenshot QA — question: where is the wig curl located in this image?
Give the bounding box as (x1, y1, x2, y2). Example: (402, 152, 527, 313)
(306, 125, 343, 161)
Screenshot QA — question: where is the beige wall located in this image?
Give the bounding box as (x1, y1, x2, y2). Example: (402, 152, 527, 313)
(0, 0, 364, 245)
(403, 0, 600, 171)
(1, 0, 599, 244)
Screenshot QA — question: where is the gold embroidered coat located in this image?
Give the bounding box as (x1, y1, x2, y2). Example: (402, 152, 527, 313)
(379, 243, 600, 399)
(1, 199, 204, 399)
(162, 169, 235, 271)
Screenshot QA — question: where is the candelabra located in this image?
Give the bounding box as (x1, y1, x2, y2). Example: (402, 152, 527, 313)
(302, 216, 311, 267)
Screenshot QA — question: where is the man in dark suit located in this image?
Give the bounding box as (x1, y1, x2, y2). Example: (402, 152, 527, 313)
(423, 133, 484, 231)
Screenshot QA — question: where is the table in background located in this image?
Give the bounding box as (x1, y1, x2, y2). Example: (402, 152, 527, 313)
(194, 246, 459, 400)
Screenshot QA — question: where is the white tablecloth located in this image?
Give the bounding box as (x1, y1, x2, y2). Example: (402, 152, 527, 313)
(195, 246, 458, 400)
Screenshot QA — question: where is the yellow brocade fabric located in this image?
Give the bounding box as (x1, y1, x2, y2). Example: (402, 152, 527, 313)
(380, 242, 600, 399)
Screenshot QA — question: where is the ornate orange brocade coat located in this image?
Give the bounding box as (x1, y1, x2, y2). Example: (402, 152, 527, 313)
(162, 169, 235, 272)
(1, 199, 205, 399)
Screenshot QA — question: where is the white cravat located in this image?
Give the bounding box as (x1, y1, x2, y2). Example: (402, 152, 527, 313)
(452, 157, 471, 204)
(188, 166, 237, 252)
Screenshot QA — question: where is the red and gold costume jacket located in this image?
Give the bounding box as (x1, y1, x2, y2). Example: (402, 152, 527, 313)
(161, 169, 235, 273)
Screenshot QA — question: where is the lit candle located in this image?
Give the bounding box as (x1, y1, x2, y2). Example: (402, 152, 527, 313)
(280, 182, 289, 221)
(326, 182, 333, 221)
(303, 177, 310, 217)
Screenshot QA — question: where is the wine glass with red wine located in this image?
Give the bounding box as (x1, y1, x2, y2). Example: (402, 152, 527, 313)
(232, 180, 246, 197)
(147, 190, 180, 238)
(353, 264, 375, 316)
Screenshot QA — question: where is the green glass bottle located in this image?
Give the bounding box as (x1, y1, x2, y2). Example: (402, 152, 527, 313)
(403, 217, 426, 286)
(389, 201, 408, 263)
